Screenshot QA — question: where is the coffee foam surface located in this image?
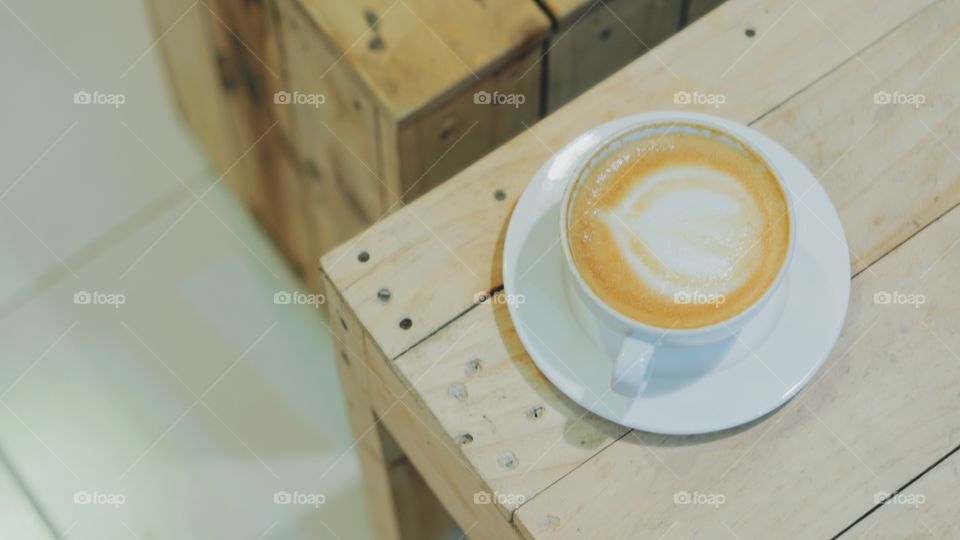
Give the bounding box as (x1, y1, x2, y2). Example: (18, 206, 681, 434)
(567, 128, 790, 328)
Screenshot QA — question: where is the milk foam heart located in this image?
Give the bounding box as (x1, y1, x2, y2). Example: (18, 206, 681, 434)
(566, 126, 790, 328)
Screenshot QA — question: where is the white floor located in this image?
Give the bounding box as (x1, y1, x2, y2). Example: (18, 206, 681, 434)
(0, 0, 376, 538)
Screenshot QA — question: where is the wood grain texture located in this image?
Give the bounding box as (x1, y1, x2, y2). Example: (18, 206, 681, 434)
(392, 293, 628, 518)
(511, 4, 960, 534)
(146, 0, 258, 192)
(293, 0, 550, 119)
(396, 47, 544, 203)
(322, 0, 937, 361)
(320, 0, 960, 536)
(207, 0, 318, 289)
(340, 284, 527, 539)
(544, 0, 684, 111)
(846, 450, 960, 539)
(516, 192, 960, 538)
(277, 0, 388, 272)
(389, 456, 462, 540)
(325, 281, 404, 540)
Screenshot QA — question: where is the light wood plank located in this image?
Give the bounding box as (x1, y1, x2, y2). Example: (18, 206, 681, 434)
(146, 0, 258, 192)
(277, 0, 388, 272)
(389, 456, 462, 540)
(322, 0, 937, 362)
(359, 322, 525, 540)
(325, 283, 404, 540)
(845, 450, 960, 539)
(392, 293, 628, 518)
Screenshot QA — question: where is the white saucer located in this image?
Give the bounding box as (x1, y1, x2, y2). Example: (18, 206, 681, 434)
(502, 112, 850, 435)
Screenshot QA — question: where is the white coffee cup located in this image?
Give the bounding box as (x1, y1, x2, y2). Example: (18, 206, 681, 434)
(558, 112, 796, 398)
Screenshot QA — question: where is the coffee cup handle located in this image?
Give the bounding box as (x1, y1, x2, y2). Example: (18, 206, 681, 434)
(611, 335, 657, 397)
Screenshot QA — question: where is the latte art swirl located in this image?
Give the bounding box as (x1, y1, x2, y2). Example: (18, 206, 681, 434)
(567, 127, 790, 328)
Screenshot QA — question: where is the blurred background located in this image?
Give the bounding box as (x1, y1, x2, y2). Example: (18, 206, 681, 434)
(1, 1, 374, 538)
(0, 0, 719, 538)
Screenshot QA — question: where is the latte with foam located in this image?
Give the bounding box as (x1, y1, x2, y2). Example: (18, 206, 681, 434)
(565, 123, 791, 329)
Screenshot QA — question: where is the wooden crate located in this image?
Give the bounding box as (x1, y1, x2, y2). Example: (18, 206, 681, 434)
(277, 0, 550, 238)
(146, 0, 319, 289)
(147, 0, 705, 290)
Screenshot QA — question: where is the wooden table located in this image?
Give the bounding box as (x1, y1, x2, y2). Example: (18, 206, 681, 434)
(320, 0, 960, 537)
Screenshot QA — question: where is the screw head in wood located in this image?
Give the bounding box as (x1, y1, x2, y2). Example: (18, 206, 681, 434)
(399, 317, 412, 330)
(498, 451, 518, 469)
(448, 382, 467, 401)
(745, 28, 756, 37)
(494, 189, 506, 201)
(358, 251, 370, 263)
(377, 288, 391, 301)
(465, 358, 481, 376)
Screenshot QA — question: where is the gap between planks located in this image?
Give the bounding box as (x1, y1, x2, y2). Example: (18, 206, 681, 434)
(831, 441, 960, 539)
